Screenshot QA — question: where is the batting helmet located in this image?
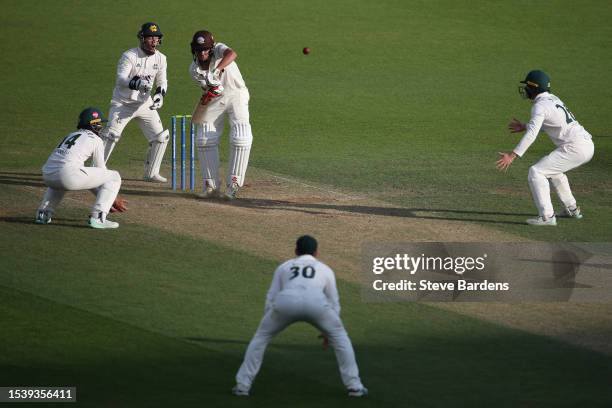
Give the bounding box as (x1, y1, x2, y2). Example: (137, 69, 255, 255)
(519, 70, 550, 99)
(191, 30, 215, 55)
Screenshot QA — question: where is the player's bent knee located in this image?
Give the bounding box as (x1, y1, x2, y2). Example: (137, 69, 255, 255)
(230, 123, 253, 147)
(528, 166, 544, 181)
(146, 129, 169, 143)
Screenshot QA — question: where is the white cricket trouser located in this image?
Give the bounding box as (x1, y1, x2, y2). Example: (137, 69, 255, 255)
(103, 98, 165, 161)
(528, 135, 594, 217)
(235, 289, 364, 391)
(192, 89, 252, 189)
(38, 166, 122, 217)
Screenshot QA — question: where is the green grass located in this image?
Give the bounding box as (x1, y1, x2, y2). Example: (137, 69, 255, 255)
(2, 184, 611, 406)
(1, 1, 612, 405)
(1, 1, 610, 241)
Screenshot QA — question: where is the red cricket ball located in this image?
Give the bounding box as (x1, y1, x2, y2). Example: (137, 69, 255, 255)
(302, 47, 311, 55)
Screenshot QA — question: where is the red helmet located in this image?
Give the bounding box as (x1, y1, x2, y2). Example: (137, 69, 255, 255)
(190, 30, 215, 55)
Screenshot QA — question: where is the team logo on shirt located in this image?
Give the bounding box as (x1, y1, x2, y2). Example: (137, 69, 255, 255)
(153, 64, 159, 70)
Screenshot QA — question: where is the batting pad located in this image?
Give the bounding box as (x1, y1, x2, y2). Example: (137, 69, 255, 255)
(227, 123, 253, 187)
(197, 146, 220, 189)
(144, 130, 169, 178)
(196, 124, 221, 189)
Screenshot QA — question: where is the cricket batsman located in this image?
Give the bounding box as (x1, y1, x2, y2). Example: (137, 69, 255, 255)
(189, 29, 253, 199)
(36, 107, 126, 229)
(100, 22, 169, 183)
(497, 70, 595, 226)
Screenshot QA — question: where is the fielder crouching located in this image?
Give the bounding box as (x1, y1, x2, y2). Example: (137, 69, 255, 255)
(189, 29, 253, 200)
(36, 107, 126, 229)
(233, 236, 368, 397)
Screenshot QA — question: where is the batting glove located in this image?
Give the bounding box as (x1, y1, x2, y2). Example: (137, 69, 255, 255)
(205, 70, 222, 87)
(200, 85, 224, 105)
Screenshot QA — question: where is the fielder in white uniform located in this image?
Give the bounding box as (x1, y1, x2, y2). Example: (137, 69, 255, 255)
(233, 236, 367, 397)
(497, 70, 594, 226)
(100, 22, 169, 183)
(189, 30, 253, 199)
(36, 107, 123, 229)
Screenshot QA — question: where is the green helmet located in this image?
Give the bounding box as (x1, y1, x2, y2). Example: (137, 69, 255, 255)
(519, 70, 550, 99)
(138, 22, 163, 40)
(77, 107, 107, 134)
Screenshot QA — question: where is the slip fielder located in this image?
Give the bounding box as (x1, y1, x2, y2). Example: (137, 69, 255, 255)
(36, 107, 125, 229)
(497, 70, 594, 226)
(189, 29, 253, 199)
(100, 22, 169, 183)
(233, 236, 368, 397)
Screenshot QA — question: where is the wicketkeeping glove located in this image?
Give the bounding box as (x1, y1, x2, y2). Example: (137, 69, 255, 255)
(128, 76, 152, 93)
(110, 197, 128, 213)
(150, 88, 165, 110)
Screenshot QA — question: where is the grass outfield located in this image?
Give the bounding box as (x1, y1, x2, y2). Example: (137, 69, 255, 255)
(1, 1, 612, 406)
(2, 184, 611, 407)
(1, 1, 610, 241)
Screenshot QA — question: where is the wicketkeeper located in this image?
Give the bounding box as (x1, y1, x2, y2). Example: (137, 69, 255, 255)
(100, 22, 169, 183)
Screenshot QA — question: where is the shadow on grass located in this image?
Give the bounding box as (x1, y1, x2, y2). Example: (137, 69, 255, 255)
(0, 172, 531, 225)
(226, 198, 531, 225)
(0, 216, 90, 229)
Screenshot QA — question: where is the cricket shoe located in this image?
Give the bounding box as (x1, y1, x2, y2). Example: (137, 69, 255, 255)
(556, 206, 583, 219)
(88, 217, 119, 229)
(144, 174, 167, 183)
(224, 180, 240, 200)
(348, 387, 368, 397)
(35, 210, 52, 225)
(231, 385, 249, 397)
(526, 215, 557, 226)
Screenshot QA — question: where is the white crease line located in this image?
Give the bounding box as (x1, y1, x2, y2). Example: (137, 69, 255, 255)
(268, 173, 365, 201)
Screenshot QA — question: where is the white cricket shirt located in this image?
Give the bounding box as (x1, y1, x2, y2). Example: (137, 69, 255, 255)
(43, 130, 105, 173)
(265, 255, 341, 314)
(111, 47, 168, 104)
(189, 42, 247, 92)
(514, 92, 592, 157)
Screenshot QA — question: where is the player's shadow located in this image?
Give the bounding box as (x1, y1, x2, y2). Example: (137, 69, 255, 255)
(0, 216, 90, 228)
(119, 187, 199, 199)
(0, 172, 45, 188)
(230, 198, 531, 225)
(185, 336, 249, 346)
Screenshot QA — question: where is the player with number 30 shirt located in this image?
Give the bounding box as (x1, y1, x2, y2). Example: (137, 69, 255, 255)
(233, 236, 367, 397)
